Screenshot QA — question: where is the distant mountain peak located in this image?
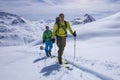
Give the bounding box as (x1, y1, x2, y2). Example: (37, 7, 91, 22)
(0, 11, 19, 18)
(0, 11, 37, 46)
(71, 14, 96, 25)
(0, 11, 26, 25)
(84, 13, 89, 17)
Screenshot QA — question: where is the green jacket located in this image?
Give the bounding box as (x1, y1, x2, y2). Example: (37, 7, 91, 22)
(52, 21, 74, 38)
(42, 30, 52, 41)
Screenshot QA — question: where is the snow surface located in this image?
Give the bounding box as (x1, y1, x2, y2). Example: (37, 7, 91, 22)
(0, 12, 120, 80)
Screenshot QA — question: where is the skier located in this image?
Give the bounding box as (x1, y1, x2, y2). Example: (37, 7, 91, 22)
(52, 13, 76, 64)
(42, 26, 53, 57)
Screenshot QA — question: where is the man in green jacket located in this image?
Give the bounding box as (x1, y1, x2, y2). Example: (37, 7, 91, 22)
(52, 13, 76, 64)
(43, 26, 53, 57)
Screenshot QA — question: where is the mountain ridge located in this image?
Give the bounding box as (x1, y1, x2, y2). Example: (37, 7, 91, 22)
(71, 14, 96, 25)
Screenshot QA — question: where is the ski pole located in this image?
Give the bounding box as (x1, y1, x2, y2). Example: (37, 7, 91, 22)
(74, 31, 76, 59)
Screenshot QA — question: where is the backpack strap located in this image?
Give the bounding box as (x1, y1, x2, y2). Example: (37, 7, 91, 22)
(62, 21, 67, 35)
(64, 21, 67, 28)
(56, 21, 67, 35)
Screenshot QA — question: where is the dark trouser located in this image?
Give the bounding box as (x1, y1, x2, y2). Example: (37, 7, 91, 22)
(56, 36, 66, 64)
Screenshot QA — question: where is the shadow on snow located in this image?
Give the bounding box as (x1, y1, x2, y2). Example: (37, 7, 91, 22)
(33, 56, 47, 63)
(40, 63, 61, 76)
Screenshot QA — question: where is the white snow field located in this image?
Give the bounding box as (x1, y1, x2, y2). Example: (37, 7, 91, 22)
(0, 12, 120, 80)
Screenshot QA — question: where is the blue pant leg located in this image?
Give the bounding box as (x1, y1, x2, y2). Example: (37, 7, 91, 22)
(45, 41, 49, 56)
(48, 41, 53, 52)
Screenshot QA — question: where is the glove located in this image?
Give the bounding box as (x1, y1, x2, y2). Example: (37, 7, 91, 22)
(43, 40, 45, 43)
(73, 31, 77, 37)
(52, 38, 55, 43)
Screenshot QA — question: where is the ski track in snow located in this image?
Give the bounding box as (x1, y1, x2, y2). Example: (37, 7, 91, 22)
(0, 46, 119, 80)
(64, 59, 113, 80)
(35, 55, 112, 80)
(31, 46, 118, 80)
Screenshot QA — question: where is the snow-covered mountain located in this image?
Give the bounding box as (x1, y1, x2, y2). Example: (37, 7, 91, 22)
(71, 14, 95, 25)
(0, 11, 26, 25)
(0, 11, 44, 46)
(0, 12, 120, 80)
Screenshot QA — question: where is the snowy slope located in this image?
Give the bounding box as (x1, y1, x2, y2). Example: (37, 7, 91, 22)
(0, 11, 54, 46)
(0, 46, 102, 80)
(64, 12, 120, 80)
(0, 12, 120, 80)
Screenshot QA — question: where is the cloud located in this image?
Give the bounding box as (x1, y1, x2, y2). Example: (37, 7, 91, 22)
(55, 0, 120, 13)
(0, 0, 120, 20)
(53, 0, 120, 19)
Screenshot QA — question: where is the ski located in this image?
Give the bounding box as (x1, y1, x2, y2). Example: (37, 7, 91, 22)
(62, 59, 69, 64)
(61, 63, 73, 71)
(61, 61, 73, 71)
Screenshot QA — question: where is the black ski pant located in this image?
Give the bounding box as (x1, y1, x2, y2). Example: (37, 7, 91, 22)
(56, 36, 66, 64)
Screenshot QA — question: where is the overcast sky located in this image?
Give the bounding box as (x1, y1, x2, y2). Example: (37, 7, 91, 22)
(0, 0, 120, 20)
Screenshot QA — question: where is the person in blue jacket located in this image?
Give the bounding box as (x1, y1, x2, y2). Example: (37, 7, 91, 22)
(42, 26, 53, 57)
